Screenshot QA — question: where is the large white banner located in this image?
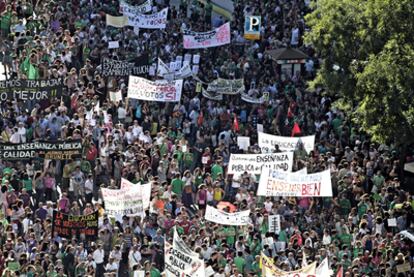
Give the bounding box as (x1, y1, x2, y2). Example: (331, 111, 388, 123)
(204, 205, 251, 226)
(120, 178, 152, 209)
(165, 240, 205, 277)
(228, 152, 293, 175)
(128, 76, 183, 102)
(183, 22, 231, 49)
(101, 184, 151, 218)
(120, 0, 152, 16)
(258, 132, 315, 153)
(157, 58, 192, 80)
(258, 168, 333, 197)
(128, 8, 168, 29)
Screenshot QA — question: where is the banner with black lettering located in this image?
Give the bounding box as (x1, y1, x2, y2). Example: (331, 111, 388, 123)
(183, 22, 231, 49)
(120, 0, 152, 16)
(258, 131, 315, 153)
(52, 211, 98, 240)
(207, 78, 244, 95)
(128, 8, 168, 29)
(101, 54, 150, 77)
(205, 205, 251, 226)
(0, 79, 63, 101)
(165, 231, 205, 277)
(227, 152, 293, 174)
(0, 140, 82, 160)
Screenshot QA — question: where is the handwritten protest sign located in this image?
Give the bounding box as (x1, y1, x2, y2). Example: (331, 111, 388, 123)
(120, 179, 152, 209)
(258, 168, 333, 197)
(101, 184, 150, 218)
(52, 211, 98, 240)
(128, 8, 168, 29)
(258, 132, 315, 153)
(120, 0, 152, 16)
(165, 241, 205, 277)
(228, 152, 293, 174)
(205, 205, 250, 226)
(128, 76, 183, 102)
(184, 22, 231, 49)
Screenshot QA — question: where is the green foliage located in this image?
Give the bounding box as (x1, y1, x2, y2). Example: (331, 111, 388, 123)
(305, 0, 414, 146)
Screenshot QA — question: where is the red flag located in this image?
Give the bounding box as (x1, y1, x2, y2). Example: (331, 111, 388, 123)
(291, 122, 301, 137)
(336, 266, 343, 277)
(233, 114, 239, 132)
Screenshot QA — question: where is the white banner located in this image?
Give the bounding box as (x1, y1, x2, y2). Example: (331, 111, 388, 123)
(101, 183, 151, 218)
(258, 131, 315, 153)
(120, 178, 151, 209)
(109, 90, 123, 102)
(128, 76, 183, 102)
(258, 169, 333, 197)
(207, 78, 244, 95)
(268, 215, 281, 234)
(228, 152, 293, 175)
(165, 240, 205, 277)
(128, 8, 168, 29)
(202, 88, 223, 101)
(241, 92, 265, 104)
(204, 205, 251, 226)
(157, 58, 192, 80)
(184, 22, 231, 49)
(120, 0, 152, 16)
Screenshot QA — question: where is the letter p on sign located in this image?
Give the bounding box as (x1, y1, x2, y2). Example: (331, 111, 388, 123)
(244, 16, 261, 40)
(248, 16, 260, 32)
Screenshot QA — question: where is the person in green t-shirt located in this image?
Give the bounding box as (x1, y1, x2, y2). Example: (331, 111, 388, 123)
(211, 159, 223, 181)
(171, 173, 184, 196)
(0, 7, 12, 37)
(339, 194, 352, 215)
(22, 174, 33, 194)
(234, 251, 246, 274)
(223, 226, 236, 246)
(183, 150, 194, 171)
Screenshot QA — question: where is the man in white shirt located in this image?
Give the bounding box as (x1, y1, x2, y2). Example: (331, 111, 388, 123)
(93, 244, 105, 276)
(105, 257, 119, 275)
(128, 244, 142, 271)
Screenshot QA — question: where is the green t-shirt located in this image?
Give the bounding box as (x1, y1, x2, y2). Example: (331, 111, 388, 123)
(0, 12, 12, 30)
(150, 268, 161, 277)
(171, 178, 184, 195)
(358, 202, 368, 217)
(23, 178, 33, 191)
(339, 199, 352, 215)
(173, 150, 183, 161)
(339, 233, 352, 247)
(234, 256, 246, 273)
(159, 143, 168, 157)
(211, 164, 223, 180)
(278, 230, 288, 242)
(183, 152, 193, 166)
(223, 226, 236, 245)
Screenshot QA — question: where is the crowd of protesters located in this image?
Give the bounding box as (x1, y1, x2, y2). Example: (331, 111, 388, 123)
(0, 0, 413, 276)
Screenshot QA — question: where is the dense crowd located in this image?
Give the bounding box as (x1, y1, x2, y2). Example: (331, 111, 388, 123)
(0, 0, 413, 276)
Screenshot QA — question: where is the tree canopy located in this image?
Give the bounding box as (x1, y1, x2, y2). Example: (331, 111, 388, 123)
(305, 0, 414, 148)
